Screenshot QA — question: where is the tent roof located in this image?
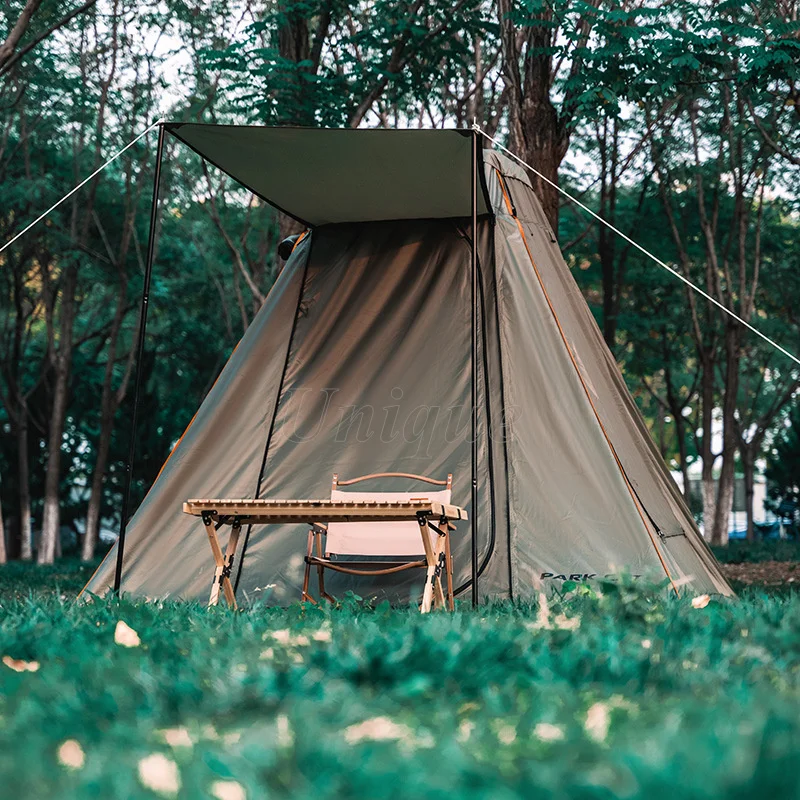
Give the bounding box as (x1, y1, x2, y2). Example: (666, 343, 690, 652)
(165, 124, 490, 226)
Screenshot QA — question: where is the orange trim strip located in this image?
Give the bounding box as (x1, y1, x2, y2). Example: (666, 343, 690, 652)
(495, 170, 678, 594)
(291, 229, 309, 253)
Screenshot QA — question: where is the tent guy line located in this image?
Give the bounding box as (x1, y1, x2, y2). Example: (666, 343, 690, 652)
(474, 124, 800, 369)
(0, 118, 165, 259)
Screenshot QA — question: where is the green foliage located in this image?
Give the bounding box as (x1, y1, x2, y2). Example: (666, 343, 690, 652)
(505, 0, 742, 124)
(713, 539, 800, 564)
(2, 0, 800, 561)
(1, 566, 800, 796)
(202, 0, 494, 126)
(559, 68, 800, 479)
(0, 1, 284, 544)
(767, 404, 800, 515)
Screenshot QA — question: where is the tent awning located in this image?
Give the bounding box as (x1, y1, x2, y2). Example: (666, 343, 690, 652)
(165, 124, 489, 226)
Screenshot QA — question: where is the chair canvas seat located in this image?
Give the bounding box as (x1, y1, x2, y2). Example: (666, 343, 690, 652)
(327, 488, 452, 557)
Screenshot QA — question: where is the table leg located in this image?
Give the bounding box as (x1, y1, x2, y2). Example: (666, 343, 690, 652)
(419, 516, 438, 613)
(444, 518, 455, 611)
(203, 514, 239, 610)
(428, 521, 447, 610)
(203, 514, 225, 607)
(220, 521, 241, 608)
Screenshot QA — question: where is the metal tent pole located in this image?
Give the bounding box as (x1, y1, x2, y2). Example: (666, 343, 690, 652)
(470, 128, 479, 608)
(113, 122, 166, 594)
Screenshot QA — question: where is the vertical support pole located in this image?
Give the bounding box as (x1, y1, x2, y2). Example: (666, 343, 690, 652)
(470, 128, 479, 607)
(113, 122, 166, 594)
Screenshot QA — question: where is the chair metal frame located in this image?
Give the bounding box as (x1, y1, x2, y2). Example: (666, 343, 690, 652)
(302, 472, 455, 610)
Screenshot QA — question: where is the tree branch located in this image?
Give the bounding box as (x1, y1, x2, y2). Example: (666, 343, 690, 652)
(746, 98, 800, 167)
(0, 0, 98, 78)
(0, 0, 43, 71)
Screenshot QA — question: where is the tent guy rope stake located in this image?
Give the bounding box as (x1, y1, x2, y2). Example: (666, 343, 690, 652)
(0, 118, 165, 258)
(475, 125, 800, 368)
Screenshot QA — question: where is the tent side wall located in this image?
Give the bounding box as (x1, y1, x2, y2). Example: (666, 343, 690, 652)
(82, 237, 313, 600)
(485, 160, 676, 592)
(485, 151, 731, 596)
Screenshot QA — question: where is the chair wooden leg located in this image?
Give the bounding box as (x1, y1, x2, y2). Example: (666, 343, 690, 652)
(316, 530, 335, 603)
(301, 528, 316, 603)
(444, 522, 454, 611)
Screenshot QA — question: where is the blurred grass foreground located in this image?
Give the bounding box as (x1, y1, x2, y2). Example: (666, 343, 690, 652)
(1, 559, 800, 798)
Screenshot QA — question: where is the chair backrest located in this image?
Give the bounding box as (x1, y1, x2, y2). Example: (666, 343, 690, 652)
(327, 472, 452, 557)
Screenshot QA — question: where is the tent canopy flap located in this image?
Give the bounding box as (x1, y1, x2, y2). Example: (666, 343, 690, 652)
(165, 124, 490, 226)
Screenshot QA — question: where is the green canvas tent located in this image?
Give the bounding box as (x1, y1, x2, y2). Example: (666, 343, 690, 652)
(82, 125, 732, 604)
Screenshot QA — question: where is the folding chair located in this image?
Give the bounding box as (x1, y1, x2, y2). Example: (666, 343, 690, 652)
(302, 472, 455, 611)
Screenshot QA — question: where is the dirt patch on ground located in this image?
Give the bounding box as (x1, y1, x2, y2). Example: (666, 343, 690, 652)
(720, 560, 800, 587)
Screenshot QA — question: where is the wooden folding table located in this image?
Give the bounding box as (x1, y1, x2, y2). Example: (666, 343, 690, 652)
(182, 498, 468, 612)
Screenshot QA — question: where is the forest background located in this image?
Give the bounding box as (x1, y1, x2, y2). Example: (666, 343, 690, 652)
(1, 0, 799, 565)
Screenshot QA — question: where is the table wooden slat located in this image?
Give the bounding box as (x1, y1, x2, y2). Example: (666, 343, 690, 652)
(182, 498, 468, 523)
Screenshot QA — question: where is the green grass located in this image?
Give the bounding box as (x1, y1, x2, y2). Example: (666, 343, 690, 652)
(0, 558, 101, 601)
(1, 562, 800, 798)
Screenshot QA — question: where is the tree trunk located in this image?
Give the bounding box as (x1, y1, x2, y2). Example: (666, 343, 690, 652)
(711, 463, 734, 547)
(662, 353, 696, 505)
(507, 97, 565, 235)
(498, 0, 569, 236)
(680, 456, 692, 506)
(0, 491, 7, 565)
(742, 445, 756, 542)
(7, 249, 33, 561)
(710, 327, 740, 546)
(82, 404, 114, 560)
(0, 0, 44, 70)
(38, 266, 77, 564)
(83, 276, 128, 562)
(597, 118, 619, 347)
(673, 412, 692, 504)
(656, 409, 666, 457)
(701, 466, 717, 541)
(699, 363, 716, 538)
(18, 410, 33, 561)
(601, 248, 616, 346)
(39, 379, 68, 564)
(39, 364, 70, 563)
